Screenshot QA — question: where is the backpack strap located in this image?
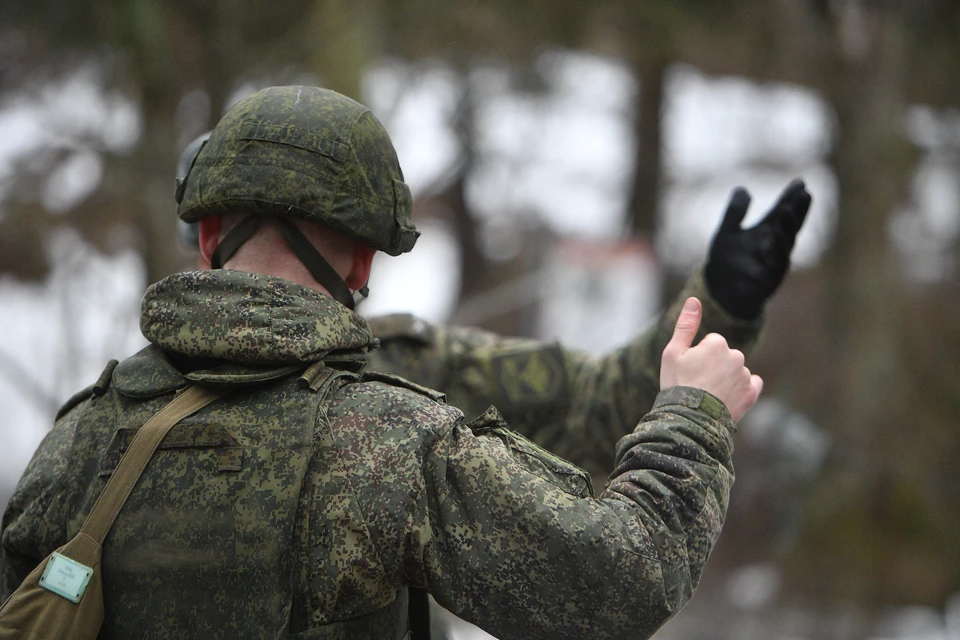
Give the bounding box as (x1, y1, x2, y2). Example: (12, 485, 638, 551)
(80, 385, 231, 546)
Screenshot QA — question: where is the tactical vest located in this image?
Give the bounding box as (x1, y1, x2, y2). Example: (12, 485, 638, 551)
(56, 345, 434, 639)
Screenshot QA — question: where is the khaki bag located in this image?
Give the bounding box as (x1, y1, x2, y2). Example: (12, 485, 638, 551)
(0, 385, 229, 640)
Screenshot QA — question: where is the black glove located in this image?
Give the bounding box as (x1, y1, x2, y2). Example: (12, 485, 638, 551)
(704, 178, 812, 320)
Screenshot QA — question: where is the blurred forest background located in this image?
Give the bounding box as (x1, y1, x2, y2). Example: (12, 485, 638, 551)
(1, 1, 959, 639)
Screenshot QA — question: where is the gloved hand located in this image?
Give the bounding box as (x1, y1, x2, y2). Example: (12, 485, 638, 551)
(704, 178, 812, 320)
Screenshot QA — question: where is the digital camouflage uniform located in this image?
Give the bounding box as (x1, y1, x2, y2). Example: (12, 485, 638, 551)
(1, 85, 752, 639)
(2, 269, 737, 639)
(366, 267, 761, 489)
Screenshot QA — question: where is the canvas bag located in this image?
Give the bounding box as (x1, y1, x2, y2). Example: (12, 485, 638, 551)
(0, 384, 229, 640)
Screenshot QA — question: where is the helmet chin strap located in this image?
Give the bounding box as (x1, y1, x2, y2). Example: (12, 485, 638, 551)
(210, 215, 358, 310)
(353, 283, 370, 307)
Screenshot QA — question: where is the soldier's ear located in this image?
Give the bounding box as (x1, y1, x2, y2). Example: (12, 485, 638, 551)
(198, 216, 222, 269)
(344, 245, 376, 290)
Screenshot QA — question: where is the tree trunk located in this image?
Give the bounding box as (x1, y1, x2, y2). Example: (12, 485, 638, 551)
(626, 55, 666, 240)
(789, 3, 922, 609)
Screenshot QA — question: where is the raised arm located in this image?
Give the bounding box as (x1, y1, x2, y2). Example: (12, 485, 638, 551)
(366, 270, 757, 473)
(409, 297, 760, 640)
(367, 180, 811, 486)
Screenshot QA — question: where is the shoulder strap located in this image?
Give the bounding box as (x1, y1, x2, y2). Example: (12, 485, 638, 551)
(366, 313, 435, 345)
(79, 385, 231, 545)
(361, 370, 446, 403)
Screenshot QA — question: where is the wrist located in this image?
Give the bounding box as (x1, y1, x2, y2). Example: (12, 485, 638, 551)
(704, 261, 764, 320)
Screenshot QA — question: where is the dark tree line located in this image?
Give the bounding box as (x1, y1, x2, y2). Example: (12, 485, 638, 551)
(1, 0, 959, 622)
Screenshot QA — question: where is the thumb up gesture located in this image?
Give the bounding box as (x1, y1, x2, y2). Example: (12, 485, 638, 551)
(660, 297, 763, 422)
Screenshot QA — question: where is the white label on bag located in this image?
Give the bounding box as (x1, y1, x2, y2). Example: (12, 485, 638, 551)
(39, 552, 94, 603)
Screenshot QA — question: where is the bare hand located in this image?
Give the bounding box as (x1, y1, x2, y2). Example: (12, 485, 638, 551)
(660, 297, 763, 422)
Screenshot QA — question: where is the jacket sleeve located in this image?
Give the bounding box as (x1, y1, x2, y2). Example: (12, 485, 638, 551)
(413, 385, 737, 640)
(557, 266, 761, 486)
(368, 266, 760, 488)
(0, 402, 86, 600)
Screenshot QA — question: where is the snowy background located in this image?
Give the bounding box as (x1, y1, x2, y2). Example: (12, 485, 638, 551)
(1, 50, 959, 639)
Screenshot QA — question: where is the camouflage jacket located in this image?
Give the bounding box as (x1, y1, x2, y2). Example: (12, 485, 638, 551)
(367, 267, 760, 488)
(2, 269, 737, 640)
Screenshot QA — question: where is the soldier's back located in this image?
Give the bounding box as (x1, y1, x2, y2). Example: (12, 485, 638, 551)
(2, 347, 460, 639)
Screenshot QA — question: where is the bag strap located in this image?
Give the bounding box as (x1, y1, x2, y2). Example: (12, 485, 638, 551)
(80, 385, 231, 546)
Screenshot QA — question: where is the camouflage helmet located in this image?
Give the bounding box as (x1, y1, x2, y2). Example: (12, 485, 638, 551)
(176, 131, 211, 187)
(175, 131, 210, 249)
(176, 86, 419, 257)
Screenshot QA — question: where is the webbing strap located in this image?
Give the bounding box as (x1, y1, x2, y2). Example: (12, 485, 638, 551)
(210, 214, 263, 270)
(272, 218, 356, 309)
(210, 215, 356, 310)
(79, 385, 231, 545)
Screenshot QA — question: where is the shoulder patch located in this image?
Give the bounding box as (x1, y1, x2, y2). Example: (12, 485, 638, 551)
(366, 313, 435, 345)
(491, 344, 568, 411)
(361, 369, 446, 403)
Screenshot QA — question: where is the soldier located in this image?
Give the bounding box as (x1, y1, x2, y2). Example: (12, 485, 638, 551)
(2, 85, 762, 639)
(177, 131, 811, 489)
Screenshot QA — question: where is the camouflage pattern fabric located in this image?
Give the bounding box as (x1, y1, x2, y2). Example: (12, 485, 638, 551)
(141, 268, 374, 365)
(177, 86, 419, 256)
(2, 269, 737, 639)
(367, 266, 761, 489)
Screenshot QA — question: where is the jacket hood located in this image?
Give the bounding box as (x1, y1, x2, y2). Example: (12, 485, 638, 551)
(140, 269, 373, 365)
